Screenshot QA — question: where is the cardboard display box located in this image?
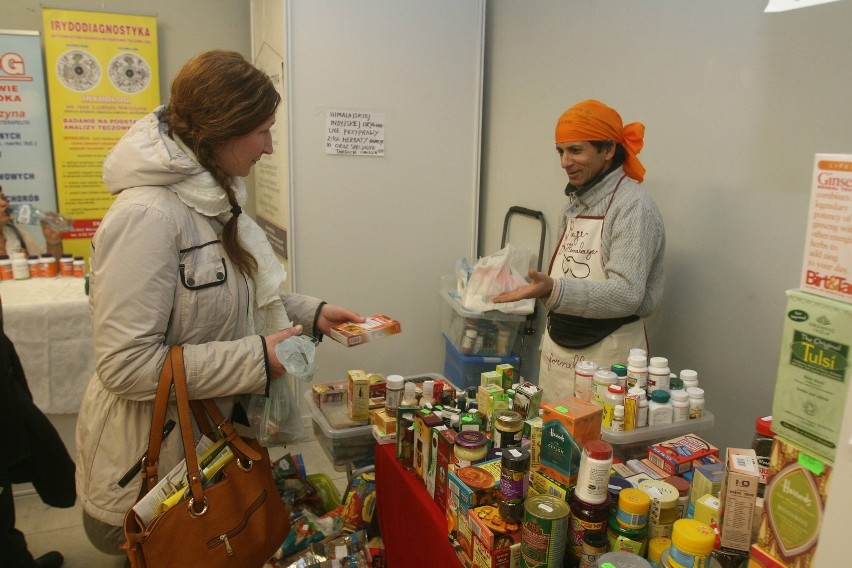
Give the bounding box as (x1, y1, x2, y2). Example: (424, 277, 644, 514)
(330, 314, 401, 347)
(447, 460, 503, 563)
(756, 437, 832, 567)
(719, 448, 760, 553)
(771, 289, 851, 463)
(647, 433, 718, 476)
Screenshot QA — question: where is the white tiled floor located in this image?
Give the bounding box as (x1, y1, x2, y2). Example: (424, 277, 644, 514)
(13, 425, 349, 567)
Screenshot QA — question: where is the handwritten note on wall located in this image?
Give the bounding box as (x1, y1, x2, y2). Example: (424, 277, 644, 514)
(325, 110, 384, 156)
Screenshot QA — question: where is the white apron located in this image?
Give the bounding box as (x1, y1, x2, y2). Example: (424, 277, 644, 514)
(539, 176, 647, 401)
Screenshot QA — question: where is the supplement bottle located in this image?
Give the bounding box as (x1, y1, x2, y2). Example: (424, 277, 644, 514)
(615, 488, 651, 530)
(611, 363, 628, 389)
(648, 390, 673, 427)
(663, 475, 691, 520)
(574, 360, 599, 402)
(679, 369, 699, 390)
(627, 354, 648, 390)
(669, 389, 689, 422)
(0, 255, 11, 280)
(591, 369, 618, 409)
(574, 440, 613, 505)
(72, 256, 86, 277)
(12, 256, 29, 280)
(59, 253, 74, 277)
(638, 479, 680, 539)
(400, 381, 418, 407)
(578, 529, 609, 568)
(669, 377, 683, 392)
(493, 410, 523, 448)
(385, 374, 404, 417)
(752, 415, 775, 498)
(647, 357, 670, 392)
(460, 328, 477, 354)
(637, 393, 649, 428)
(646, 536, 671, 568)
(611, 404, 625, 432)
(626, 387, 648, 429)
(40, 253, 57, 278)
(603, 384, 626, 428)
(606, 515, 649, 557)
(399, 421, 415, 470)
(420, 379, 437, 407)
(686, 387, 705, 420)
(567, 492, 612, 563)
(667, 519, 715, 568)
(28, 255, 40, 278)
(499, 447, 530, 501)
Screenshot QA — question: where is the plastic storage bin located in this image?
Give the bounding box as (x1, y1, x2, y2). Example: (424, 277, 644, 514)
(303, 389, 376, 474)
(440, 275, 525, 358)
(443, 333, 519, 390)
(600, 410, 716, 462)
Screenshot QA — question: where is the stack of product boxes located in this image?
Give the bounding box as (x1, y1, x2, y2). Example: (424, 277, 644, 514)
(751, 154, 851, 567)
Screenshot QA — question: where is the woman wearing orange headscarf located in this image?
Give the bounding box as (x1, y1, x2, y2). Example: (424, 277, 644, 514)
(494, 100, 665, 401)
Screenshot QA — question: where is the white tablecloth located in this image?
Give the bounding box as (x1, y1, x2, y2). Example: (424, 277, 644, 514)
(1, 278, 93, 414)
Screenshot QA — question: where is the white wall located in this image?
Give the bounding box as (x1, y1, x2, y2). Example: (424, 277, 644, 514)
(7, 0, 851, 460)
(480, 0, 852, 452)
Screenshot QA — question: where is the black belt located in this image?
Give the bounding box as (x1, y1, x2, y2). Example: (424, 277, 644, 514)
(547, 312, 639, 350)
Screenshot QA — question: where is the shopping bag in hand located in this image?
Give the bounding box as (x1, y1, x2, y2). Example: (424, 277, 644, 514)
(461, 244, 535, 315)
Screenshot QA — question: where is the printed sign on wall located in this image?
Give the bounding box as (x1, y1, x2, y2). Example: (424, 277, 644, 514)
(41, 7, 160, 261)
(0, 30, 59, 247)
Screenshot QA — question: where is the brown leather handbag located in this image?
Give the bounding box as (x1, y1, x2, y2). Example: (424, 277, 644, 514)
(122, 346, 290, 567)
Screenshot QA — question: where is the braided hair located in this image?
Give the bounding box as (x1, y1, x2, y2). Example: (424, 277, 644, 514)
(166, 50, 281, 277)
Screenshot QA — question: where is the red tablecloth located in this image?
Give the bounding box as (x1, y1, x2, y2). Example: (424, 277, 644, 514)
(374, 443, 463, 567)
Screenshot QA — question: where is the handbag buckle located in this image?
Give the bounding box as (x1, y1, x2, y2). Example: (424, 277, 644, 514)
(188, 496, 209, 517)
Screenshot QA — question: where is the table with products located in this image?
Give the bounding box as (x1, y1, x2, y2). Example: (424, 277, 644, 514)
(374, 442, 463, 567)
(0, 277, 93, 414)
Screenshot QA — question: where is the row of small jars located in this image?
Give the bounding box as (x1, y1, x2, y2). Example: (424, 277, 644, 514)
(0, 253, 86, 280)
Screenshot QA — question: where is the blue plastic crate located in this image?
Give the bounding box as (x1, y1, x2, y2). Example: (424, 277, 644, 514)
(443, 334, 519, 390)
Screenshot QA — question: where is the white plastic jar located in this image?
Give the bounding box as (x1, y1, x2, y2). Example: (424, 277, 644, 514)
(687, 387, 705, 420)
(12, 256, 29, 280)
(603, 384, 626, 428)
(591, 369, 617, 409)
(669, 389, 689, 422)
(647, 357, 670, 392)
(627, 354, 648, 391)
(679, 369, 699, 390)
(574, 360, 599, 402)
(648, 390, 673, 426)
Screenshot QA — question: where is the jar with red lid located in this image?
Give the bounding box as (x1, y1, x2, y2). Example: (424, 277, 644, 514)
(574, 439, 613, 505)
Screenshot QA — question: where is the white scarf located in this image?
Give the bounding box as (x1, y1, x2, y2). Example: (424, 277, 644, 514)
(168, 133, 291, 335)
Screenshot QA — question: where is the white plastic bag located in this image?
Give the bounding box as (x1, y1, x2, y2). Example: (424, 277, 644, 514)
(459, 244, 535, 315)
(242, 375, 309, 446)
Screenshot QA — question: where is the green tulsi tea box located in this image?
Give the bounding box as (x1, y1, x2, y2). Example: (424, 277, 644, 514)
(771, 289, 850, 463)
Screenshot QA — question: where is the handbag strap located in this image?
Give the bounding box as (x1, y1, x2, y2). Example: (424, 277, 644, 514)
(141, 345, 263, 501)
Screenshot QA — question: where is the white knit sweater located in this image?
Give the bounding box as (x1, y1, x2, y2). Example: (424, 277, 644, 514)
(545, 166, 665, 319)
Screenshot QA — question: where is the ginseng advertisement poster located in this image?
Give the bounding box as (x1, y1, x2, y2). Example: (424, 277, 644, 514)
(42, 8, 159, 260)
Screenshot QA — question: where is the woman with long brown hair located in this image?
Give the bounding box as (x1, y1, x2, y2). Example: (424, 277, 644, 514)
(76, 50, 363, 557)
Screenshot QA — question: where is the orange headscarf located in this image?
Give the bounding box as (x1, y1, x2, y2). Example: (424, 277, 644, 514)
(554, 99, 646, 183)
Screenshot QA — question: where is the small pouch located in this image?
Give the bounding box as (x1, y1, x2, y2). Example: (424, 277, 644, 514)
(547, 312, 638, 349)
